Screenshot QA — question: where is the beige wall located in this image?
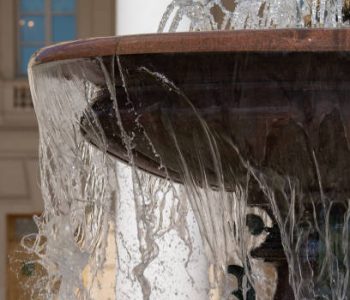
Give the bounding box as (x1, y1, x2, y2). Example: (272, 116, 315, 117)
(0, 130, 42, 300)
(0, 1, 115, 299)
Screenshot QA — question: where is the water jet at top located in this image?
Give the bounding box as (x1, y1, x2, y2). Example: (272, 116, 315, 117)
(28, 1, 350, 299)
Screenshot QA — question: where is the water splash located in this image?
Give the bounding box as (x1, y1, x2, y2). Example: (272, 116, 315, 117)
(158, 0, 350, 32)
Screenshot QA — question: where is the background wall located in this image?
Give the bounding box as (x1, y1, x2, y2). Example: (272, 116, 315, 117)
(0, 1, 115, 299)
(116, 0, 190, 34)
(116, 0, 171, 34)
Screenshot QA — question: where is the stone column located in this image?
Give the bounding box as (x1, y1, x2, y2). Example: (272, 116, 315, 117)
(114, 1, 209, 299)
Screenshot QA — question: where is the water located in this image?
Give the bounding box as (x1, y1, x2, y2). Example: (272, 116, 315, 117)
(158, 0, 349, 32)
(28, 58, 208, 299)
(27, 1, 350, 300)
(27, 61, 118, 298)
(103, 52, 349, 299)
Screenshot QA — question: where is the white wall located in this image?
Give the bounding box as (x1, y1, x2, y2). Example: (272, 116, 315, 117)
(116, 0, 171, 35)
(116, 0, 191, 35)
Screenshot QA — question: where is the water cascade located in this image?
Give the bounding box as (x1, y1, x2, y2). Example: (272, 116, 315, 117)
(28, 1, 350, 299)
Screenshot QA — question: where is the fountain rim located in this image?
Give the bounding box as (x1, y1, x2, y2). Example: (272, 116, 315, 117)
(31, 28, 350, 66)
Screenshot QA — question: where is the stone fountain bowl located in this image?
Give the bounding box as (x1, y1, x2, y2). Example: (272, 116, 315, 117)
(31, 29, 350, 300)
(32, 29, 350, 197)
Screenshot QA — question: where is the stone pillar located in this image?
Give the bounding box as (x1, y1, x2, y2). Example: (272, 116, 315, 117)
(114, 1, 209, 299)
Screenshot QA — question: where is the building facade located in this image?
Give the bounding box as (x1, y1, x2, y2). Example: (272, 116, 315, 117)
(0, 1, 115, 298)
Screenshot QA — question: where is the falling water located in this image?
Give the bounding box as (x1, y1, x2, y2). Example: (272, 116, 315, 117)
(27, 1, 350, 300)
(28, 58, 208, 299)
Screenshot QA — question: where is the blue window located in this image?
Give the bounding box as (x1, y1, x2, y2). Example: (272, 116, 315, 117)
(52, 15, 76, 42)
(20, 16, 45, 42)
(18, 0, 77, 75)
(52, 0, 76, 13)
(20, 0, 45, 13)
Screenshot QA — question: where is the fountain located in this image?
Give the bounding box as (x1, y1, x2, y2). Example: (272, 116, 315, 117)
(28, 1, 350, 299)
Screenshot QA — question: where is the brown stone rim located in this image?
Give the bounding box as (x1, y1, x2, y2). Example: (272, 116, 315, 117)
(31, 28, 350, 66)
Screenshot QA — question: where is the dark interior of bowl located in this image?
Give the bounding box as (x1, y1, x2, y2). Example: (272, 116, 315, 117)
(81, 50, 350, 196)
(32, 30, 350, 195)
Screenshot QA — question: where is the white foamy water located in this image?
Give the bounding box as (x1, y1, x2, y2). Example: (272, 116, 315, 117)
(158, 0, 349, 32)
